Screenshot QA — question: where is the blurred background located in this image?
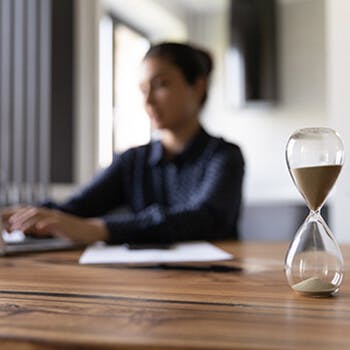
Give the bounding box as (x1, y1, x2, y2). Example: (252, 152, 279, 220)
(0, 0, 349, 241)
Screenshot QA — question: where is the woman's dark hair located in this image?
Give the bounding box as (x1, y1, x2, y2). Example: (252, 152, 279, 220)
(143, 42, 213, 106)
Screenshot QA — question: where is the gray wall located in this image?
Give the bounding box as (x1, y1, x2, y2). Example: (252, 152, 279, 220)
(240, 203, 328, 241)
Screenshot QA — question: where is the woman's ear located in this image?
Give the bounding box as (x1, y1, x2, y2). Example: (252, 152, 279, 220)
(193, 77, 208, 104)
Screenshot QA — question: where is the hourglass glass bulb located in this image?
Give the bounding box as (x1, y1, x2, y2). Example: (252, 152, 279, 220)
(285, 128, 344, 297)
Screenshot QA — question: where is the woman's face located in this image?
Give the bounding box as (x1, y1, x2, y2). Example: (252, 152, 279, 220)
(139, 57, 204, 131)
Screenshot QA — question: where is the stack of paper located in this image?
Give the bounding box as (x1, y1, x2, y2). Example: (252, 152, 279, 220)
(79, 241, 233, 264)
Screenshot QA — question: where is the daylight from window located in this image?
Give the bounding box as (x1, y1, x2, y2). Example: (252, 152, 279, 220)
(114, 25, 150, 154)
(99, 16, 114, 168)
(98, 19, 150, 168)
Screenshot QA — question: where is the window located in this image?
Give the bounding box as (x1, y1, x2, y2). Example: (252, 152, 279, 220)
(98, 17, 150, 168)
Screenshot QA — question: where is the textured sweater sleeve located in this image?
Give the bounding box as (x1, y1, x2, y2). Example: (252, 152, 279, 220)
(47, 154, 126, 217)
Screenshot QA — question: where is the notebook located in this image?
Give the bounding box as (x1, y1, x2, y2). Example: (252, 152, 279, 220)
(0, 230, 76, 256)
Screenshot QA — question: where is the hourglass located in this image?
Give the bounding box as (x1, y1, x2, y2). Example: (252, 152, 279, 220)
(285, 127, 344, 297)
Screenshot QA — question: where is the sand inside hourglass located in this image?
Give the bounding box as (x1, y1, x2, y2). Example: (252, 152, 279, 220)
(291, 164, 342, 211)
(292, 277, 337, 296)
(289, 250, 342, 296)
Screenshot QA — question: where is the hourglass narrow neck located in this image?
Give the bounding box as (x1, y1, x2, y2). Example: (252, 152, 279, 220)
(307, 209, 327, 224)
(306, 210, 331, 237)
(309, 209, 321, 216)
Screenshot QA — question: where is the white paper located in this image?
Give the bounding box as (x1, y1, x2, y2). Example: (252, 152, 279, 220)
(79, 241, 233, 264)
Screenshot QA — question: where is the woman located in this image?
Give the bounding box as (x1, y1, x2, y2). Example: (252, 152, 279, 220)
(1, 42, 244, 244)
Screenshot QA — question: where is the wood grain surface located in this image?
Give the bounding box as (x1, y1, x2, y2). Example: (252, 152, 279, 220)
(0, 241, 350, 349)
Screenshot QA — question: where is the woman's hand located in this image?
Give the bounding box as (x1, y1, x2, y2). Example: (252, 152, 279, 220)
(1, 205, 25, 232)
(1, 206, 109, 244)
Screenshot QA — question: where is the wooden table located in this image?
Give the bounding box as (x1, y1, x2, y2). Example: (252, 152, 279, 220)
(0, 241, 350, 349)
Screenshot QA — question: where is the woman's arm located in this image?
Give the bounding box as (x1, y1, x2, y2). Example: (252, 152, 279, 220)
(1, 146, 244, 245)
(46, 153, 127, 217)
(1, 206, 109, 244)
(0, 153, 127, 244)
(102, 146, 244, 244)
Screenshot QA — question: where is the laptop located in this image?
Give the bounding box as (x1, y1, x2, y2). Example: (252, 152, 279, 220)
(0, 230, 77, 256)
